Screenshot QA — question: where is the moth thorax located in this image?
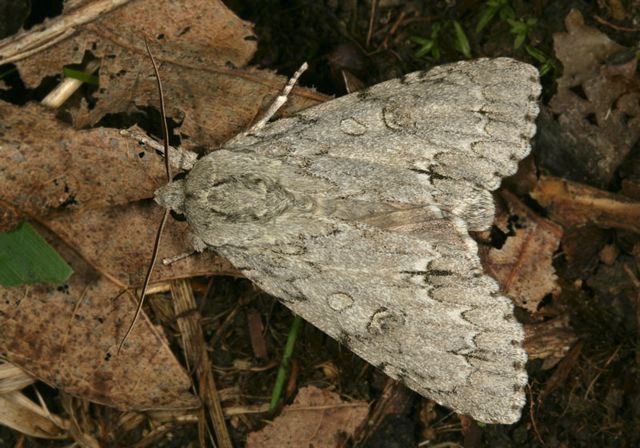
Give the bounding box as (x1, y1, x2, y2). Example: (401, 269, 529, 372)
(207, 174, 294, 223)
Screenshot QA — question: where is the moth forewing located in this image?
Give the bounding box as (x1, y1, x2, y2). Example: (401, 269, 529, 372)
(151, 58, 540, 424)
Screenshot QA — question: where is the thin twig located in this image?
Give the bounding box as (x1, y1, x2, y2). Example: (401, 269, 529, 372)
(366, 0, 378, 48)
(171, 280, 233, 448)
(379, 10, 407, 50)
(0, 0, 133, 64)
(593, 15, 640, 32)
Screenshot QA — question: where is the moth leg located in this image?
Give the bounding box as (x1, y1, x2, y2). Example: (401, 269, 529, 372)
(161, 232, 207, 265)
(245, 62, 309, 134)
(162, 251, 195, 265)
(119, 128, 197, 171)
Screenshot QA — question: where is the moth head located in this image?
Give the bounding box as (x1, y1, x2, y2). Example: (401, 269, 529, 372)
(154, 179, 186, 215)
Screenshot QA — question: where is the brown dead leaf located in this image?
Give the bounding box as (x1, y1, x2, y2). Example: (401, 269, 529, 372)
(542, 9, 640, 187)
(531, 176, 640, 233)
(10, 0, 255, 81)
(45, 203, 239, 288)
(0, 100, 239, 286)
(9, 0, 327, 151)
(553, 10, 624, 84)
(0, 224, 198, 411)
(560, 224, 610, 278)
(481, 191, 562, 313)
(0, 101, 167, 217)
(246, 386, 369, 448)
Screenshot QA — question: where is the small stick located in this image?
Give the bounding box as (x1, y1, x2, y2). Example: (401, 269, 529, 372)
(171, 279, 233, 448)
(0, 0, 134, 64)
(41, 59, 101, 108)
(117, 38, 171, 353)
(366, 0, 378, 48)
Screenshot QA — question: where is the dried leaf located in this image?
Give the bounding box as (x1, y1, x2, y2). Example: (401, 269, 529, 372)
(0, 101, 167, 216)
(246, 386, 369, 448)
(0, 391, 67, 439)
(0, 100, 239, 284)
(0, 224, 199, 411)
(482, 191, 562, 313)
(553, 10, 624, 83)
(0, 0, 328, 413)
(45, 203, 240, 288)
(13, 0, 255, 85)
(12, 0, 327, 151)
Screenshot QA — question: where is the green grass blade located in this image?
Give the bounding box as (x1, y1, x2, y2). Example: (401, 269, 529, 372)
(476, 6, 498, 33)
(269, 314, 303, 413)
(63, 67, 99, 85)
(0, 222, 73, 287)
(415, 40, 435, 58)
(0, 67, 17, 79)
(453, 21, 472, 58)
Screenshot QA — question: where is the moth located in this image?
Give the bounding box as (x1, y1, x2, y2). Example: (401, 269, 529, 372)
(139, 57, 540, 424)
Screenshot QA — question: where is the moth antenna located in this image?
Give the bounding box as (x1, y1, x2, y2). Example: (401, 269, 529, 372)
(118, 38, 171, 353)
(146, 38, 172, 182)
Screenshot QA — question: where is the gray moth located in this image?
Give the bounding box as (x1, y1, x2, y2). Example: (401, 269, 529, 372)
(154, 57, 541, 424)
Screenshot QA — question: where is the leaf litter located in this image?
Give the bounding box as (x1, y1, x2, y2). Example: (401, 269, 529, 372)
(6, 0, 326, 151)
(0, 0, 326, 444)
(480, 190, 563, 314)
(538, 9, 640, 188)
(246, 386, 368, 448)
